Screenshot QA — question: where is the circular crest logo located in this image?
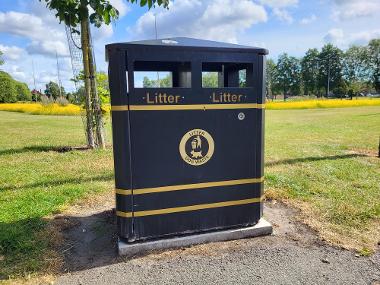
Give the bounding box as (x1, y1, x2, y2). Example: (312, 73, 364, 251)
(179, 129, 214, 166)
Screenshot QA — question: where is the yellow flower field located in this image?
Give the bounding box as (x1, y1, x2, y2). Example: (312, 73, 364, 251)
(0, 99, 379, 115)
(0, 103, 112, 116)
(0, 103, 82, 115)
(266, 98, 380, 109)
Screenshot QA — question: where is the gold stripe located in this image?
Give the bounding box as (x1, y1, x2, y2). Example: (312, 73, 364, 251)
(117, 197, 261, 218)
(116, 210, 133, 218)
(115, 188, 132, 195)
(134, 177, 264, 195)
(111, 105, 129, 111)
(115, 177, 264, 196)
(111, 103, 265, 111)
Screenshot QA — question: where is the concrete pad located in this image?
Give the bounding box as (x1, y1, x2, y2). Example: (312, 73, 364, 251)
(118, 218, 272, 256)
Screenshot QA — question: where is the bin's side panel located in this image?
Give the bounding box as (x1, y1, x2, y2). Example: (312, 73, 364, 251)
(255, 54, 266, 216)
(108, 47, 133, 239)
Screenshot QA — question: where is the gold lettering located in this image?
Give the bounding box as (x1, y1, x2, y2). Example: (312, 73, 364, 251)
(212, 92, 219, 103)
(146, 92, 154, 104)
(145, 93, 181, 104)
(210, 92, 244, 103)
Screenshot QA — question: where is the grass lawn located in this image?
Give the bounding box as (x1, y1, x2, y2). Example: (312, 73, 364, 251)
(0, 107, 379, 278)
(264, 107, 380, 255)
(0, 112, 114, 279)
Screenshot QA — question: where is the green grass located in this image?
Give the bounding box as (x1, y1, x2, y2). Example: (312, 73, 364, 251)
(265, 107, 380, 251)
(0, 107, 379, 278)
(0, 112, 114, 278)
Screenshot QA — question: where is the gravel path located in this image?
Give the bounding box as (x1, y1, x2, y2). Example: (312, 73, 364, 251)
(55, 200, 380, 285)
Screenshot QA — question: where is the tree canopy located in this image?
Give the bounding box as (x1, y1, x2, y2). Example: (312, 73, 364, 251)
(275, 53, 302, 98)
(40, 0, 169, 31)
(267, 39, 380, 98)
(45, 81, 65, 100)
(0, 71, 31, 103)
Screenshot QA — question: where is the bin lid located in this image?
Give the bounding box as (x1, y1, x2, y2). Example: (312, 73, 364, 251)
(107, 37, 268, 55)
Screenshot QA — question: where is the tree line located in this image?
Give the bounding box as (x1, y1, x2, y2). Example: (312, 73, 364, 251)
(266, 39, 380, 100)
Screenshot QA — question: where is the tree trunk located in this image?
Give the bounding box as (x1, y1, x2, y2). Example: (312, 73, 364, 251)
(80, 12, 95, 148)
(87, 22, 106, 149)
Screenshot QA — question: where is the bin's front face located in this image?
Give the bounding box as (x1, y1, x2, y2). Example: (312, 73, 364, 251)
(109, 45, 265, 241)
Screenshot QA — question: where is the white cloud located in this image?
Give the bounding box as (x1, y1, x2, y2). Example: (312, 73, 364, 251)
(109, 0, 130, 17)
(273, 8, 293, 23)
(0, 11, 69, 57)
(324, 28, 344, 45)
(332, 0, 380, 21)
(259, 0, 297, 23)
(92, 24, 114, 40)
(259, 0, 298, 8)
(0, 3, 104, 92)
(132, 0, 267, 43)
(324, 28, 380, 47)
(349, 30, 380, 45)
(0, 44, 25, 60)
(300, 14, 317, 25)
(7, 65, 28, 82)
(26, 40, 69, 57)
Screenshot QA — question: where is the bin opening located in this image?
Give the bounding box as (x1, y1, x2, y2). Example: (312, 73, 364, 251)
(202, 62, 253, 88)
(134, 61, 191, 88)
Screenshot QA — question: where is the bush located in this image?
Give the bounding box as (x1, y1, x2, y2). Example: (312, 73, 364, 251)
(15, 82, 32, 101)
(40, 95, 54, 106)
(55, 96, 69, 106)
(0, 72, 17, 103)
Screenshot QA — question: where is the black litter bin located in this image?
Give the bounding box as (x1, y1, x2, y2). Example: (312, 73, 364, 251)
(106, 37, 268, 243)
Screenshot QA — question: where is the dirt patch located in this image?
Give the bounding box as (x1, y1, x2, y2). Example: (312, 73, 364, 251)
(57, 196, 331, 272)
(51, 190, 119, 272)
(347, 148, 379, 158)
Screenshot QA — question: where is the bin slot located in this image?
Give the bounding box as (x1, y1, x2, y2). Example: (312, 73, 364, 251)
(202, 62, 253, 88)
(133, 61, 191, 88)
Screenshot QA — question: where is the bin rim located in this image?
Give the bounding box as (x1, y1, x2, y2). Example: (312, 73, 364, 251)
(106, 37, 269, 55)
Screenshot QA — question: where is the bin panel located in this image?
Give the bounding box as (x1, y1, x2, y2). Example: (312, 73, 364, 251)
(128, 108, 262, 239)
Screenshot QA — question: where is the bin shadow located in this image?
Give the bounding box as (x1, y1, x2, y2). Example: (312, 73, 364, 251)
(0, 145, 91, 156)
(265, 153, 368, 167)
(55, 209, 120, 273)
(0, 211, 120, 279)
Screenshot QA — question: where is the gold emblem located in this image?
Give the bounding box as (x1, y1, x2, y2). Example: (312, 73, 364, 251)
(179, 129, 214, 166)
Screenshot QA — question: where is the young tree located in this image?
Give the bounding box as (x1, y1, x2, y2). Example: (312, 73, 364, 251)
(318, 44, 343, 97)
(96, 71, 110, 104)
(40, 0, 170, 149)
(0, 50, 4, 66)
(366, 39, 380, 93)
(73, 71, 111, 104)
(301, 48, 319, 96)
(276, 53, 302, 100)
(265, 59, 278, 100)
(343, 45, 369, 97)
(45, 81, 64, 99)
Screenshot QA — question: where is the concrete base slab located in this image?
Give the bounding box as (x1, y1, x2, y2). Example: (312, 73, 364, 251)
(118, 218, 272, 256)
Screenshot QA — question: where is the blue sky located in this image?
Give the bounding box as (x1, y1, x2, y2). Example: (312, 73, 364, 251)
(0, 0, 379, 92)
